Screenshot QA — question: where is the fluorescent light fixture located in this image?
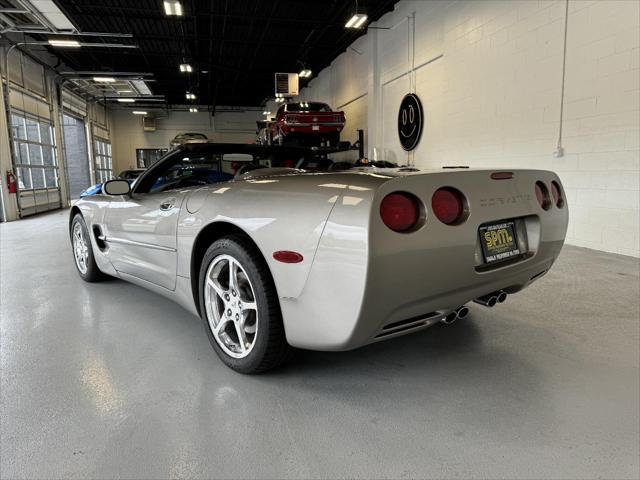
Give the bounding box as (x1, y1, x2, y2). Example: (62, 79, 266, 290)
(299, 69, 312, 78)
(132, 111, 147, 115)
(179, 63, 193, 73)
(117, 98, 135, 103)
(185, 92, 196, 100)
(93, 77, 116, 83)
(345, 13, 368, 29)
(117, 89, 133, 93)
(189, 107, 198, 113)
(163, 1, 183, 16)
(48, 39, 81, 48)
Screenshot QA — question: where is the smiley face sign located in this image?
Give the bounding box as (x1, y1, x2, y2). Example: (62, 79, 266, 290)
(397, 93, 423, 151)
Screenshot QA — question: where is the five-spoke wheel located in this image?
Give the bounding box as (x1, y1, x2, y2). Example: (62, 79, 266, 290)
(204, 254, 259, 358)
(72, 221, 89, 275)
(199, 235, 291, 373)
(70, 214, 105, 282)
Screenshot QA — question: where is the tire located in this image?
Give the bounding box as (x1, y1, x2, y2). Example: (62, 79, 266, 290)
(70, 213, 105, 282)
(198, 235, 291, 373)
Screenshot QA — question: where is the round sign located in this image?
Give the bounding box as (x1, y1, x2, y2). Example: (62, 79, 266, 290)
(397, 93, 423, 151)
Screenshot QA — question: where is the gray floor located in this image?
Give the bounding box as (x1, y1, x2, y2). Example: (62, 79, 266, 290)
(1, 210, 639, 480)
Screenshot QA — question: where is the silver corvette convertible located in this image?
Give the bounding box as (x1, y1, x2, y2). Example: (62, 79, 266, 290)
(69, 143, 568, 373)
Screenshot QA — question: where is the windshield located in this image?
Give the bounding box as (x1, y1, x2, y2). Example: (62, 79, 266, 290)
(286, 102, 331, 113)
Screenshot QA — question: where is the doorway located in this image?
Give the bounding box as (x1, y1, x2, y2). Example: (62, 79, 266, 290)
(63, 114, 91, 199)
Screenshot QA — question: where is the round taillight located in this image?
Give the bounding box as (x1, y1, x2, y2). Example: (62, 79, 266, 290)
(431, 187, 467, 225)
(551, 180, 564, 208)
(535, 181, 551, 210)
(380, 192, 421, 232)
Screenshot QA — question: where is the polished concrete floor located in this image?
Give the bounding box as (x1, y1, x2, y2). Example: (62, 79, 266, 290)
(1, 210, 639, 479)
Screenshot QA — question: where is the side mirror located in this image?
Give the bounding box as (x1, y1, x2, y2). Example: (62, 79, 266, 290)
(102, 179, 131, 196)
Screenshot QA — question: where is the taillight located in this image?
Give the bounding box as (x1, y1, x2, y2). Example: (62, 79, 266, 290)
(551, 180, 564, 208)
(431, 187, 467, 225)
(380, 192, 421, 232)
(535, 181, 551, 210)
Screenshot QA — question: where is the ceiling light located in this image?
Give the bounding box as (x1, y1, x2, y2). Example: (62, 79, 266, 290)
(345, 13, 368, 29)
(93, 77, 116, 83)
(299, 69, 312, 78)
(117, 89, 133, 93)
(117, 98, 135, 103)
(163, 1, 183, 16)
(179, 63, 192, 73)
(132, 111, 147, 115)
(189, 107, 198, 113)
(48, 39, 80, 48)
(185, 92, 196, 100)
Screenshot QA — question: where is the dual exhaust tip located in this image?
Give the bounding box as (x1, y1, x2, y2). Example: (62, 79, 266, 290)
(441, 290, 508, 325)
(473, 290, 508, 308)
(442, 305, 470, 325)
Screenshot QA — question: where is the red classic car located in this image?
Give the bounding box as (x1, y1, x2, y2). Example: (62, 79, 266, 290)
(268, 102, 345, 146)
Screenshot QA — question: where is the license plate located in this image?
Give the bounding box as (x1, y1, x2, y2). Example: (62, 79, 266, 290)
(312, 125, 320, 131)
(479, 221, 521, 264)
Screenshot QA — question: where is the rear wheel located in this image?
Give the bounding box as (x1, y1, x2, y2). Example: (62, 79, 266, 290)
(70, 214, 105, 282)
(199, 235, 291, 373)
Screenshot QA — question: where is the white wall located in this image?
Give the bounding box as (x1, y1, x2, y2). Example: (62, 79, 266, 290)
(296, 0, 639, 257)
(110, 109, 261, 172)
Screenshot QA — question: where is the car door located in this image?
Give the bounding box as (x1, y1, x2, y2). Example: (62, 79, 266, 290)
(102, 149, 222, 290)
(103, 189, 187, 290)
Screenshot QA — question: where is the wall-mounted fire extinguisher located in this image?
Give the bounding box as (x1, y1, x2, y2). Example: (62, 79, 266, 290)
(6, 170, 17, 194)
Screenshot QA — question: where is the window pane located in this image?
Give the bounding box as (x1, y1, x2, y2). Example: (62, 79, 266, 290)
(17, 167, 32, 189)
(28, 144, 42, 165)
(14, 142, 26, 164)
(39, 123, 53, 145)
(11, 114, 26, 139)
(31, 168, 45, 188)
(26, 118, 39, 142)
(44, 168, 57, 187)
(42, 147, 54, 166)
(107, 143, 112, 156)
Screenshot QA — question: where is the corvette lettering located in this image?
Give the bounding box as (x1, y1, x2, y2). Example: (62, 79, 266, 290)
(479, 194, 531, 207)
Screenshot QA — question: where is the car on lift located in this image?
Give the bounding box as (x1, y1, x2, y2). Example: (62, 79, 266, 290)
(79, 168, 146, 198)
(69, 142, 568, 374)
(268, 102, 345, 147)
(170, 132, 208, 149)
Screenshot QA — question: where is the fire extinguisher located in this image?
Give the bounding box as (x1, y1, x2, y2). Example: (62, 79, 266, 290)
(6, 170, 17, 194)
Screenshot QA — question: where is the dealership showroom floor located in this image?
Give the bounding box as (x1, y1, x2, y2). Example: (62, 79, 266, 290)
(1, 0, 640, 479)
(1, 211, 638, 479)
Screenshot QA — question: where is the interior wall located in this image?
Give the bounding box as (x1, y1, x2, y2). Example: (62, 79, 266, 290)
(110, 109, 260, 172)
(298, 0, 640, 257)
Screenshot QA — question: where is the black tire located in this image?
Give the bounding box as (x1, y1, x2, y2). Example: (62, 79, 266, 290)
(70, 213, 105, 282)
(198, 235, 291, 373)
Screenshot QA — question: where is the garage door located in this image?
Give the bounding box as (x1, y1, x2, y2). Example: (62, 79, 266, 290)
(10, 110, 61, 217)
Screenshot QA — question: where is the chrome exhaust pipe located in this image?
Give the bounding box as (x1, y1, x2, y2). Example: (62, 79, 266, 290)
(474, 294, 498, 307)
(497, 291, 508, 303)
(442, 311, 457, 325)
(455, 306, 470, 319)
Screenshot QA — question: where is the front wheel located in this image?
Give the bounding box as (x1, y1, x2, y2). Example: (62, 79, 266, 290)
(70, 214, 105, 282)
(198, 235, 291, 373)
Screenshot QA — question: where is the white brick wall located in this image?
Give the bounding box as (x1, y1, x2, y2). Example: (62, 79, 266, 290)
(299, 0, 640, 257)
